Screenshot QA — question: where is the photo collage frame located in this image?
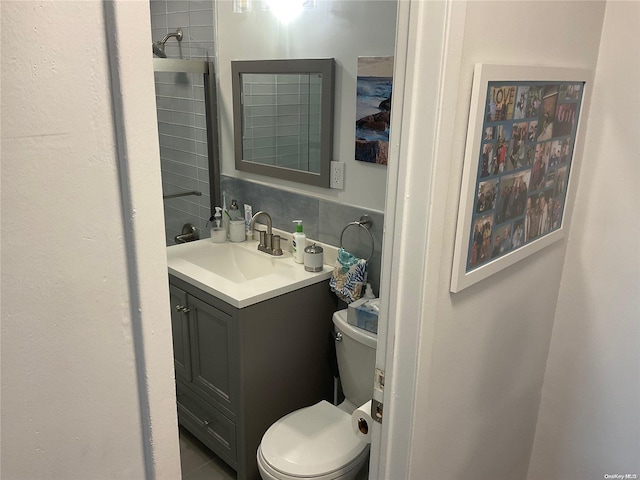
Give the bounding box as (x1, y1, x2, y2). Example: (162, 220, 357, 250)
(451, 65, 591, 292)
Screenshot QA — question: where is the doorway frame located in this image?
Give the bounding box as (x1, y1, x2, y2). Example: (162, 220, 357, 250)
(109, 0, 469, 477)
(369, 1, 467, 478)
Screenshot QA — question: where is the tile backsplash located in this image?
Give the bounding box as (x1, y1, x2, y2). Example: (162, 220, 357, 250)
(221, 176, 385, 294)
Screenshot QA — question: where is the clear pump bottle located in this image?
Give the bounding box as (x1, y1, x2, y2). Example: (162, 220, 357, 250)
(210, 207, 226, 243)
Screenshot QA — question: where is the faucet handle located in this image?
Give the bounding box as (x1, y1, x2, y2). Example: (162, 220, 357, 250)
(272, 235, 283, 256)
(258, 230, 267, 247)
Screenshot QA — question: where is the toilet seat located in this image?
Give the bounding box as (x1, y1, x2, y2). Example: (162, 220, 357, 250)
(257, 445, 369, 480)
(258, 400, 369, 479)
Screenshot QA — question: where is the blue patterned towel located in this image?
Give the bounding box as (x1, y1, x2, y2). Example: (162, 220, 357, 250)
(329, 248, 367, 304)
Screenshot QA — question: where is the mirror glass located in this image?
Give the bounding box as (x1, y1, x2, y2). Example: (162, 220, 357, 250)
(240, 72, 322, 173)
(232, 59, 335, 187)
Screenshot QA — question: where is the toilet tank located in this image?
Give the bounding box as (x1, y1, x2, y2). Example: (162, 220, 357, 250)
(333, 309, 377, 409)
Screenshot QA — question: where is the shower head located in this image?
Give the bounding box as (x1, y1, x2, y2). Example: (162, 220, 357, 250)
(152, 28, 183, 58)
(152, 43, 167, 58)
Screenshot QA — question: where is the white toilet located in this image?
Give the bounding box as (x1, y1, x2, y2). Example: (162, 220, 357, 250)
(256, 309, 377, 480)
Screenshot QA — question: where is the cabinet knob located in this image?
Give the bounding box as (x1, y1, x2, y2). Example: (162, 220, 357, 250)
(204, 420, 211, 426)
(175, 304, 185, 311)
(181, 307, 191, 314)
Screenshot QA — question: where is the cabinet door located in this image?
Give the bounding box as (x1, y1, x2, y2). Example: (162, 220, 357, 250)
(169, 284, 191, 382)
(187, 294, 236, 414)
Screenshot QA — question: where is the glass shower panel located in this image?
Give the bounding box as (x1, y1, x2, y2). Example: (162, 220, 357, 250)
(153, 60, 218, 246)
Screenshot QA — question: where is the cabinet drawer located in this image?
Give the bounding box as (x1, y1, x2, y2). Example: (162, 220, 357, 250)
(177, 383, 237, 466)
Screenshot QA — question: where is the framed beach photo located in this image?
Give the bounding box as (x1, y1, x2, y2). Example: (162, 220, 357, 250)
(451, 64, 592, 293)
(355, 56, 394, 165)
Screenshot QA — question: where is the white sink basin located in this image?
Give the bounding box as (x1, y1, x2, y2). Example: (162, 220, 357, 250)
(167, 238, 333, 308)
(178, 241, 293, 283)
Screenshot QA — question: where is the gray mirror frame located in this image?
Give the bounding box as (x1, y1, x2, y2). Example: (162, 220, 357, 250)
(231, 58, 335, 188)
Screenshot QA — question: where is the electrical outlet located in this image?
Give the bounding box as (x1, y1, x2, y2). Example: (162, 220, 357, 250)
(330, 161, 345, 189)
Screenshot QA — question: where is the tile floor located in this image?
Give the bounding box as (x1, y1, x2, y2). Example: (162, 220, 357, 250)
(179, 427, 237, 480)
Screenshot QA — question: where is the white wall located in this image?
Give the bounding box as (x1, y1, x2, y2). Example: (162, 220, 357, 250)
(216, 0, 397, 212)
(1, 1, 180, 478)
(527, 2, 640, 478)
(381, 2, 607, 479)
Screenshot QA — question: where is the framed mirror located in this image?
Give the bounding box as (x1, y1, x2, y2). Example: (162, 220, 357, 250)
(231, 58, 335, 187)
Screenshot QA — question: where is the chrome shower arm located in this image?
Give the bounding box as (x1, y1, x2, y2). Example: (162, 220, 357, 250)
(160, 29, 183, 45)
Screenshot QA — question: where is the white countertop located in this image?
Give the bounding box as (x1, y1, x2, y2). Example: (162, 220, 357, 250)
(167, 233, 336, 308)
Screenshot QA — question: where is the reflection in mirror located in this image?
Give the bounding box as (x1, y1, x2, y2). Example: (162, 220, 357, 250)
(240, 72, 323, 174)
(232, 59, 335, 187)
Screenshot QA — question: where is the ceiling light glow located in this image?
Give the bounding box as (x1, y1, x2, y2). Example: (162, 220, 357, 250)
(265, 0, 304, 24)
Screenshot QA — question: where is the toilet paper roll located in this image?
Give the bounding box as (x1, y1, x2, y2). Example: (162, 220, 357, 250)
(351, 400, 373, 443)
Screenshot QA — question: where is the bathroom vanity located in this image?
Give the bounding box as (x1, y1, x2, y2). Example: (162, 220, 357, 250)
(167, 239, 338, 480)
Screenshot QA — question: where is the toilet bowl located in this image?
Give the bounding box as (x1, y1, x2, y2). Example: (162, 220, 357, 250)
(257, 400, 369, 480)
(257, 310, 377, 480)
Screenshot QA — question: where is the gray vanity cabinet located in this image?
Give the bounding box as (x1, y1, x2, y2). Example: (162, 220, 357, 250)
(169, 274, 337, 480)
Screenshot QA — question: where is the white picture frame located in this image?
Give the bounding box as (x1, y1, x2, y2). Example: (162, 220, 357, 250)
(451, 64, 592, 293)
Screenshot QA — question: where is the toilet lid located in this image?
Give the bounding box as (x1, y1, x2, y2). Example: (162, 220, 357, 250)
(261, 400, 368, 477)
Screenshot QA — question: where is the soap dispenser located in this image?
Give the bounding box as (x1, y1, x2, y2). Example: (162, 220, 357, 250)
(291, 220, 306, 264)
(210, 207, 227, 243)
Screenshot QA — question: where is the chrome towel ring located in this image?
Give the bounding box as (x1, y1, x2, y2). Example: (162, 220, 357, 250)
(339, 215, 375, 262)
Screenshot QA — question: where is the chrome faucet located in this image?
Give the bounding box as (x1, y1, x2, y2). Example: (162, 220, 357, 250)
(174, 223, 199, 244)
(249, 211, 283, 256)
